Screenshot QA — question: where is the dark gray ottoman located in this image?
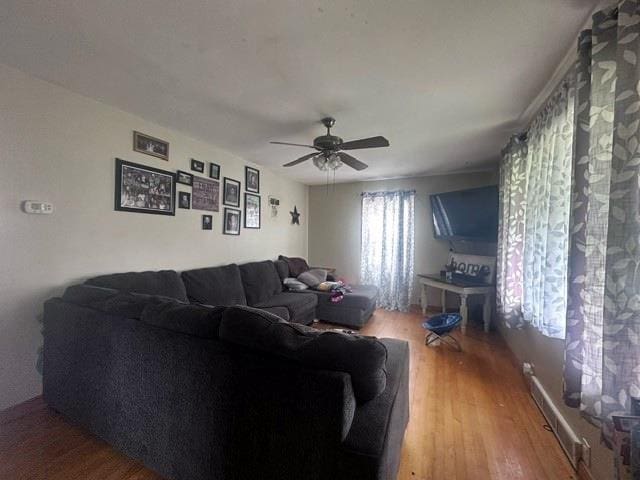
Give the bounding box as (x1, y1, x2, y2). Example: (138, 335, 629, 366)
(311, 285, 378, 329)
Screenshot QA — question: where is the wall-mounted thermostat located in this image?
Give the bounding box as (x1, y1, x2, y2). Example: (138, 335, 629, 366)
(22, 200, 54, 214)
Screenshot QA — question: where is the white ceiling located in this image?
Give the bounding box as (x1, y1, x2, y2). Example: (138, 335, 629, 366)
(0, 0, 599, 184)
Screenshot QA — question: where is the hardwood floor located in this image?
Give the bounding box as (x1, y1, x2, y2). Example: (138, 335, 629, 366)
(0, 308, 576, 480)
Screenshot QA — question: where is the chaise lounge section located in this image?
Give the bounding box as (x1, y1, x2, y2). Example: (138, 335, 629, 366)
(274, 259, 379, 329)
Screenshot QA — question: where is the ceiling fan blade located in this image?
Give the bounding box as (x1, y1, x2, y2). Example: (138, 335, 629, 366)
(283, 152, 320, 167)
(339, 136, 390, 150)
(337, 152, 368, 171)
(270, 141, 316, 149)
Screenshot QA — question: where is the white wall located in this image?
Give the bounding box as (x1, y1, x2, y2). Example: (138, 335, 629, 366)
(307, 172, 497, 306)
(0, 63, 308, 410)
(497, 316, 613, 479)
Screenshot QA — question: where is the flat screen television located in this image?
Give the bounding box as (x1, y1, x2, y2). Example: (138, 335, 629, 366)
(430, 185, 499, 242)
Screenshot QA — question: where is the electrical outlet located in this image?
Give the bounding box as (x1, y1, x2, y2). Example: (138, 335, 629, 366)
(581, 438, 591, 467)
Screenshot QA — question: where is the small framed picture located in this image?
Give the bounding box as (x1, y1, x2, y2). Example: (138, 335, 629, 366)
(244, 193, 260, 229)
(202, 215, 213, 230)
(115, 159, 175, 216)
(223, 208, 241, 235)
(176, 170, 193, 186)
(223, 177, 241, 207)
(245, 166, 260, 193)
(191, 158, 205, 173)
(178, 191, 191, 209)
(133, 131, 169, 161)
(209, 162, 220, 180)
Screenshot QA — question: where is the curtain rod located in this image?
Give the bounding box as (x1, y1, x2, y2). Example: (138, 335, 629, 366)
(361, 190, 416, 196)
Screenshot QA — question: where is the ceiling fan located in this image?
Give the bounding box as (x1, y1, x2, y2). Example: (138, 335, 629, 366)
(271, 117, 390, 172)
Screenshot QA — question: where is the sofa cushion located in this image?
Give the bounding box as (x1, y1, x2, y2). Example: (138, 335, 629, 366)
(255, 292, 317, 317)
(220, 306, 387, 403)
(62, 284, 183, 319)
(259, 306, 290, 321)
(273, 259, 290, 282)
(141, 303, 225, 339)
(238, 261, 282, 306)
(181, 264, 247, 306)
(85, 270, 188, 302)
(278, 255, 310, 277)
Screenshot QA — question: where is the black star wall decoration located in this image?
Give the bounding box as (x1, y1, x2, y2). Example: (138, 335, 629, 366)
(290, 206, 300, 225)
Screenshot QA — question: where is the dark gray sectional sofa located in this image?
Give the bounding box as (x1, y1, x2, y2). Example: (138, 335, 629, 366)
(43, 264, 410, 480)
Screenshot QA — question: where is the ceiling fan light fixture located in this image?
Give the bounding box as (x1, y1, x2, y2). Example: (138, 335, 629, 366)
(327, 153, 343, 170)
(313, 155, 328, 171)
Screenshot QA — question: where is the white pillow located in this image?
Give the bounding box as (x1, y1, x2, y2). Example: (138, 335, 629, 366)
(283, 277, 309, 291)
(297, 269, 328, 287)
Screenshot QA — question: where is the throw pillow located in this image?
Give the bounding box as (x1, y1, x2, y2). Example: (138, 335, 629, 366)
(283, 277, 309, 291)
(297, 269, 328, 288)
(278, 255, 310, 277)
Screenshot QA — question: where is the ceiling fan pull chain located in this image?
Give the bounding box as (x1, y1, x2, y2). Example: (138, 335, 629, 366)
(326, 169, 330, 195)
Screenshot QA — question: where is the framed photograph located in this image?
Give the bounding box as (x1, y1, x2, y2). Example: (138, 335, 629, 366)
(244, 193, 261, 229)
(209, 162, 220, 180)
(223, 208, 241, 235)
(202, 215, 213, 230)
(176, 170, 193, 186)
(115, 158, 175, 216)
(245, 166, 260, 193)
(191, 158, 205, 173)
(223, 177, 241, 207)
(178, 191, 191, 209)
(192, 176, 219, 212)
(133, 131, 169, 161)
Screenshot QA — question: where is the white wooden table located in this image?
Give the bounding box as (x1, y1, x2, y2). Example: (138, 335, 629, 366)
(417, 273, 495, 333)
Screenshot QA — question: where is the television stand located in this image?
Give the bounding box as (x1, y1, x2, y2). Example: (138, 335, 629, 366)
(417, 273, 495, 333)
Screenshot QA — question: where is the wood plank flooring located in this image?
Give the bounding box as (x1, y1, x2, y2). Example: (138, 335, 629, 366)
(0, 308, 576, 480)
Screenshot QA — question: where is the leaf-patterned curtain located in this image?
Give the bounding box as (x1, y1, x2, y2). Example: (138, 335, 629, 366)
(496, 135, 527, 329)
(522, 80, 575, 339)
(497, 82, 575, 338)
(360, 190, 415, 312)
(562, 1, 640, 445)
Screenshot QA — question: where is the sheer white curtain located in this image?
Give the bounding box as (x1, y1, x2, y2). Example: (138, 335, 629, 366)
(520, 80, 575, 339)
(360, 190, 415, 311)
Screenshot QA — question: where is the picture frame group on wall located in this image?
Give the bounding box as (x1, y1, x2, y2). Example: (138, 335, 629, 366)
(114, 158, 176, 216)
(245, 166, 260, 193)
(191, 158, 205, 173)
(133, 131, 169, 161)
(223, 208, 241, 235)
(244, 193, 261, 229)
(223, 177, 241, 207)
